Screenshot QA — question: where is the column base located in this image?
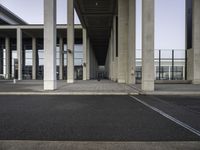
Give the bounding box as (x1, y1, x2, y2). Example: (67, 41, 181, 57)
(67, 79, 74, 83)
(5, 74, 10, 80)
(18, 78, 22, 81)
(142, 80, 154, 91)
(127, 76, 136, 84)
(44, 80, 57, 90)
(192, 79, 200, 84)
(118, 79, 126, 83)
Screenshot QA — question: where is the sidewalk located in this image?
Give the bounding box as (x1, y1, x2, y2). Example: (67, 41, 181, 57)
(1, 80, 200, 96)
(0, 80, 138, 95)
(131, 84, 200, 95)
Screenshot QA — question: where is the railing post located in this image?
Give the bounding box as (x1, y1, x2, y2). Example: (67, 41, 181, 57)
(172, 50, 174, 80)
(159, 50, 161, 80)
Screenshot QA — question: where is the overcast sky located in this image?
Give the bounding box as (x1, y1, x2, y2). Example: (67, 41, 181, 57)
(0, 0, 185, 49)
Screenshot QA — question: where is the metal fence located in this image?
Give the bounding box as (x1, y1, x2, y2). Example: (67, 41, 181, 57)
(136, 49, 186, 80)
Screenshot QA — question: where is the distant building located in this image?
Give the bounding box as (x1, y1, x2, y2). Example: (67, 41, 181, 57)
(0, 4, 27, 25)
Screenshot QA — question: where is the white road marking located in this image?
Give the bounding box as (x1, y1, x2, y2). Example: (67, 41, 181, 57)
(130, 96, 200, 137)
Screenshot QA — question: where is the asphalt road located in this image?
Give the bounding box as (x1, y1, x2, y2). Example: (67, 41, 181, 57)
(0, 95, 200, 141)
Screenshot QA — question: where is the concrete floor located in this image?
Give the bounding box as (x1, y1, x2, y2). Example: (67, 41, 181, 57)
(0, 80, 137, 95)
(1, 80, 200, 95)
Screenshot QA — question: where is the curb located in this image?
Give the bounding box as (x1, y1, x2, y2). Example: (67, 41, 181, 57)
(0, 141, 200, 150)
(143, 91, 200, 96)
(0, 92, 139, 96)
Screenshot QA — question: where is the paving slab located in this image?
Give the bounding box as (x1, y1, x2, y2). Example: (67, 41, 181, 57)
(0, 80, 138, 95)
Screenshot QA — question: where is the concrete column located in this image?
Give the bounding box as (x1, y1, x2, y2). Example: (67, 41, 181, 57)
(111, 29, 114, 81)
(5, 37, 11, 79)
(92, 47, 95, 79)
(17, 28, 22, 80)
(59, 37, 64, 80)
(32, 37, 37, 80)
(0, 43, 3, 75)
(67, 0, 74, 83)
(142, 0, 155, 91)
(83, 28, 87, 80)
(108, 30, 113, 80)
(113, 16, 117, 82)
(86, 38, 90, 80)
(90, 44, 93, 79)
(44, 0, 57, 90)
(94, 57, 97, 79)
(192, 0, 200, 84)
(128, 0, 136, 84)
(118, 0, 128, 83)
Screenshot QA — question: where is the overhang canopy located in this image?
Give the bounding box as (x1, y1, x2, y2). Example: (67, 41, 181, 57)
(75, 0, 116, 65)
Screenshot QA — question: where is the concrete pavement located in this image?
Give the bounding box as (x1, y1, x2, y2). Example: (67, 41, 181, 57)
(0, 80, 138, 95)
(1, 80, 200, 96)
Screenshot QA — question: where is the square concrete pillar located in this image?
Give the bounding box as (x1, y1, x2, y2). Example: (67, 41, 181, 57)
(32, 37, 37, 80)
(44, 0, 57, 90)
(83, 28, 87, 80)
(67, 0, 74, 83)
(118, 0, 129, 83)
(192, 0, 200, 84)
(128, 0, 136, 84)
(109, 29, 114, 80)
(113, 16, 117, 82)
(59, 37, 64, 80)
(5, 37, 11, 79)
(17, 28, 22, 80)
(142, 0, 155, 91)
(0, 44, 3, 75)
(86, 38, 90, 80)
(89, 43, 93, 79)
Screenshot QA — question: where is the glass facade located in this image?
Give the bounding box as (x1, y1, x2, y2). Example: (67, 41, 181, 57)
(0, 42, 83, 80)
(0, 46, 186, 81)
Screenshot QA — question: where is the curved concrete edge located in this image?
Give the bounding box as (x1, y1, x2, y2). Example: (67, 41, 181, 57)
(0, 141, 200, 150)
(0, 92, 139, 96)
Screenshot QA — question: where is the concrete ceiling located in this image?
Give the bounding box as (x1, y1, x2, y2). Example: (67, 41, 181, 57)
(75, 0, 117, 65)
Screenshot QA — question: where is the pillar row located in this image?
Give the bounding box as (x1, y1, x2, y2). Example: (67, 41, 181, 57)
(83, 28, 88, 80)
(128, 0, 136, 84)
(0, 42, 3, 75)
(192, 0, 200, 84)
(59, 37, 64, 80)
(67, 0, 74, 83)
(117, 0, 129, 83)
(86, 37, 90, 80)
(142, 0, 155, 91)
(32, 37, 37, 80)
(5, 37, 11, 79)
(17, 28, 22, 80)
(44, 0, 57, 90)
(113, 16, 118, 82)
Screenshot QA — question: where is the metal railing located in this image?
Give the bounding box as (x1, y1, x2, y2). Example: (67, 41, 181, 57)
(136, 49, 186, 80)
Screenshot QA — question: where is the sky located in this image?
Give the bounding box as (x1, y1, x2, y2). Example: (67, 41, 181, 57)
(0, 0, 185, 50)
